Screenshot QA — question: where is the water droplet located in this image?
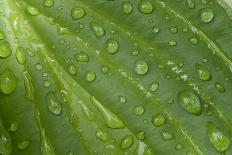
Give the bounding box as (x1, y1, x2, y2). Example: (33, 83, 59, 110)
(8, 121, 19, 132)
(201, 0, 208, 5)
(75, 52, 89, 62)
(134, 60, 149, 75)
(120, 135, 134, 150)
(195, 64, 211, 81)
(43, 0, 54, 7)
(136, 131, 145, 140)
(85, 71, 96, 82)
(190, 37, 198, 44)
(134, 105, 145, 115)
(27, 5, 40, 16)
(119, 96, 127, 103)
(122, 2, 133, 14)
(215, 82, 225, 93)
(0, 31, 5, 40)
(168, 40, 177, 46)
(46, 91, 62, 115)
(101, 66, 110, 74)
(16, 47, 26, 65)
(91, 96, 125, 129)
(68, 64, 77, 75)
(178, 91, 202, 115)
(150, 81, 159, 92)
(169, 27, 178, 34)
(182, 27, 189, 33)
(138, 1, 153, 14)
(43, 80, 51, 88)
(175, 144, 183, 150)
(152, 26, 159, 33)
(131, 50, 139, 56)
(0, 41, 12, 58)
(152, 113, 166, 127)
(105, 38, 119, 54)
(186, 0, 195, 9)
(161, 131, 174, 141)
(0, 68, 17, 95)
(71, 7, 85, 20)
(35, 63, 43, 71)
(206, 121, 230, 152)
(89, 22, 105, 38)
(17, 141, 30, 150)
(200, 8, 214, 23)
(96, 129, 109, 142)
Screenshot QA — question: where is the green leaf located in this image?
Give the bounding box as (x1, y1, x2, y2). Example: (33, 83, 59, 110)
(0, 0, 232, 154)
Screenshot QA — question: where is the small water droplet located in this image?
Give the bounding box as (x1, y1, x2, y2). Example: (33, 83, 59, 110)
(178, 91, 202, 115)
(68, 64, 77, 75)
(119, 96, 127, 103)
(27, 5, 40, 16)
(168, 40, 177, 46)
(105, 38, 119, 54)
(16, 47, 26, 65)
(195, 64, 211, 81)
(85, 71, 96, 82)
(17, 141, 30, 150)
(43, 0, 54, 7)
(101, 66, 110, 74)
(75, 52, 89, 62)
(131, 50, 139, 56)
(35, 63, 43, 71)
(122, 2, 133, 14)
(134, 60, 149, 75)
(0, 31, 5, 40)
(0, 41, 12, 58)
(152, 26, 159, 33)
(175, 144, 183, 150)
(206, 121, 230, 152)
(186, 0, 195, 9)
(43, 80, 51, 88)
(152, 113, 166, 127)
(214, 82, 225, 93)
(46, 91, 62, 115)
(96, 129, 109, 142)
(0, 68, 17, 95)
(182, 27, 189, 33)
(120, 135, 134, 150)
(138, 1, 153, 14)
(136, 131, 145, 140)
(8, 121, 19, 132)
(169, 27, 178, 34)
(71, 7, 85, 20)
(161, 131, 174, 141)
(190, 37, 198, 44)
(134, 105, 145, 115)
(150, 81, 159, 92)
(200, 8, 214, 23)
(89, 22, 105, 38)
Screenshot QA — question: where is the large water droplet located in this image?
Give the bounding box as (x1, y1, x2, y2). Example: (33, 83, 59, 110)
(122, 2, 133, 14)
(161, 131, 174, 141)
(75, 52, 89, 62)
(96, 129, 109, 142)
(17, 141, 30, 150)
(200, 8, 214, 23)
(120, 135, 134, 150)
(43, 0, 54, 7)
(27, 5, 40, 16)
(16, 47, 26, 65)
(138, 1, 153, 14)
(214, 82, 225, 93)
(195, 64, 211, 81)
(105, 38, 119, 54)
(71, 7, 85, 20)
(89, 22, 105, 38)
(0, 68, 17, 95)
(134, 105, 145, 115)
(85, 71, 96, 82)
(206, 121, 230, 152)
(91, 96, 125, 129)
(178, 91, 202, 115)
(0, 41, 12, 58)
(134, 60, 149, 75)
(46, 91, 62, 115)
(152, 113, 166, 127)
